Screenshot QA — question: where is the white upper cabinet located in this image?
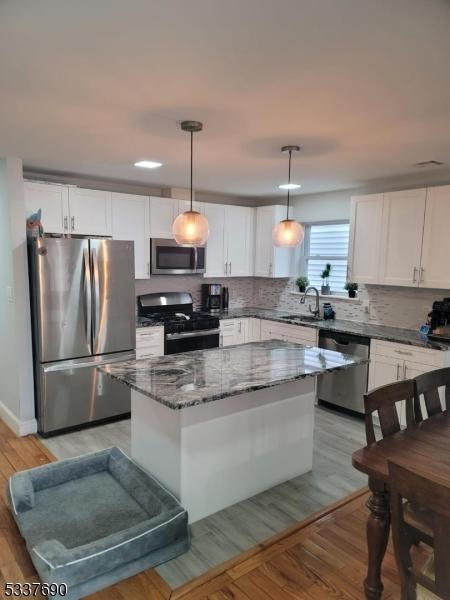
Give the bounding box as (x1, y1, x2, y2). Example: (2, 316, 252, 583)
(111, 193, 150, 279)
(149, 197, 177, 238)
(204, 203, 226, 277)
(24, 181, 69, 234)
(379, 189, 426, 287)
(420, 185, 450, 289)
(254, 206, 292, 278)
(225, 206, 254, 277)
(203, 203, 254, 277)
(348, 194, 383, 284)
(68, 188, 112, 236)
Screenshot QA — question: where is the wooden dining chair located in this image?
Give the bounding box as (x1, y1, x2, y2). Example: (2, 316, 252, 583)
(364, 379, 416, 444)
(388, 460, 450, 600)
(414, 367, 450, 424)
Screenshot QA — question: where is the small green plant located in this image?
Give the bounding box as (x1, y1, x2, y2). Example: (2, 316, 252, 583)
(345, 282, 358, 297)
(344, 282, 358, 292)
(295, 276, 309, 292)
(321, 263, 332, 286)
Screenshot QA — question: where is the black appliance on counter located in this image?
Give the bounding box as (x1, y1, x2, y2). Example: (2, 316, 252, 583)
(137, 292, 220, 354)
(428, 298, 450, 341)
(201, 283, 223, 312)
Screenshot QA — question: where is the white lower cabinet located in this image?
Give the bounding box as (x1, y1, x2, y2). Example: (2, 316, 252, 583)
(136, 327, 164, 359)
(219, 319, 249, 347)
(368, 339, 448, 426)
(111, 193, 150, 279)
(259, 320, 318, 346)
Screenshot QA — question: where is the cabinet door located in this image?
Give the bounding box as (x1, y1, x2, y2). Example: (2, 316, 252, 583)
(220, 321, 237, 347)
(203, 203, 226, 277)
(149, 197, 177, 238)
(112, 193, 150, 279)
(420, 185, 450, 288)
(225, 206, 254, 277)
(379, 189, 426, 287)
(254, 207, 274, 277)
(248, 318, 261, 342)
(24, 182, 69, 234)
(348, 194, 383, 284)
(234, 319, 249, 344)
(68, 188, 112, 236)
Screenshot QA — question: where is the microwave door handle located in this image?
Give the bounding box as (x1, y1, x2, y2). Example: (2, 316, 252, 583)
(83, 249, 92, 353)
(91, 248, 100, 352)
(194, 246, 198, 271)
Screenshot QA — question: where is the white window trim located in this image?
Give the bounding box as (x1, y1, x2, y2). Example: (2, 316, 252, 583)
(299, 220, 350, 294)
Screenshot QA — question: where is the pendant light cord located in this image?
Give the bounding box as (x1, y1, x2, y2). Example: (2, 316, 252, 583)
(190, 130, 193, 211)
(286, 149, 292, 220)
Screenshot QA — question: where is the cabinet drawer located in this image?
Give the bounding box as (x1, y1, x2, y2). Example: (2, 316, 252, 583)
(136, 327, 164, 347)
(370, 339, 443, 368)
(260, 320, 317, 343)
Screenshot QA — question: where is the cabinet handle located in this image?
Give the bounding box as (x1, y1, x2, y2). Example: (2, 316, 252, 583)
(396, 363, 401, 380)
(147, 262, 150, 276)
(238, 320, 242, 333)
(63, 216, 68, 232)
(224, 262, 228, 275)
(268, 263, 273, 276)
(71, 216, 75, 231)
(419, 267, 424, 283)
(412, 267, 417, 283)
(229, 262, 231, 275)
(396, 349, 413, 357)
(403, 363, 407, 379)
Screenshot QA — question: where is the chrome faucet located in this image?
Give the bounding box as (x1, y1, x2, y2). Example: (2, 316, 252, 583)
(300, 286, 320, 319)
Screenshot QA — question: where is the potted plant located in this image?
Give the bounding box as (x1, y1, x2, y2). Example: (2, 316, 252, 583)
(320, 263, 332, 295)
(345, 282, 358, 298)
(295, 276, 309, 293)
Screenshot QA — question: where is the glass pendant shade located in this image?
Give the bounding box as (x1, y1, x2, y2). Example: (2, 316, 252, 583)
(272, 218, 304, 247)
(172, 210, 210, 246)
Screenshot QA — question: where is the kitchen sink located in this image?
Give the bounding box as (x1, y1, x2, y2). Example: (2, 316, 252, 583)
(280, 315, 320, 322)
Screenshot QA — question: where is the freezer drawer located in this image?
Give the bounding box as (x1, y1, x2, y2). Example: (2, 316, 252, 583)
(317, 331, 369, 414)
(38, 352, 134, 435)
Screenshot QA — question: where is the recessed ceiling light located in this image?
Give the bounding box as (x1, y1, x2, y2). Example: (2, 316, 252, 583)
(134, 160, 162, 169)
(278, 183, 301, 190)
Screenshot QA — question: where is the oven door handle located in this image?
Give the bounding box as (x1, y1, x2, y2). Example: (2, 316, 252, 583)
(166, 328, 220, 340)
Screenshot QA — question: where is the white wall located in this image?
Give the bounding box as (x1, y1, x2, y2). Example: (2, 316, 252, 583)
(0, 158, 36, 435)
(293, 189, 350, 223)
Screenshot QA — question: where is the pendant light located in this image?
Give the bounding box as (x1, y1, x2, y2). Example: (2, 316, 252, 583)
(272, 145, 304, 247)
(172, 120, 210, 246)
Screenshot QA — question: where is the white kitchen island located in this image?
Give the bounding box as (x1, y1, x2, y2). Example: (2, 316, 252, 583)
(102, 340, 366, 522)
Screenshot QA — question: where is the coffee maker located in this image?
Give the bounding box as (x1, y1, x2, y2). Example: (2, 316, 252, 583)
(201, 283, 222, 313)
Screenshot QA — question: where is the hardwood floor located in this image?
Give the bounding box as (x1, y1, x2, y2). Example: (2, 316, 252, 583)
(41, 407, 368, 588)
(0, 414, 409, 599)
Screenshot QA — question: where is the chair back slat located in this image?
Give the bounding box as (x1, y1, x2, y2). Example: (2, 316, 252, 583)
(364, 379, 415, 444)
(414, 367, 450, 422)
(388, 460, 450, 599)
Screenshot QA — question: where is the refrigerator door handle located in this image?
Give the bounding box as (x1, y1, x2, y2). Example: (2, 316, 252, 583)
(83, 249, 92, 354)
(91, 248, 101, 352)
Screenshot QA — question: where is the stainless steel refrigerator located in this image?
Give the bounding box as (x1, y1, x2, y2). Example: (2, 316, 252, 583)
(28, 238, 136, 435)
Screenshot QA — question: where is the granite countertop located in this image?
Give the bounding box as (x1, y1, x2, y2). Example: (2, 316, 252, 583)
(101, 340, 367, 410)
(213, 307, 450, 351)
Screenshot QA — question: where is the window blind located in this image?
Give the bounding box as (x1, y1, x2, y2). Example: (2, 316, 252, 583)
(305, 223, 350, 292)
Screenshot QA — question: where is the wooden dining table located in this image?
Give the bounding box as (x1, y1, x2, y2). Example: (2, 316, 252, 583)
(352, 411, 450, 600)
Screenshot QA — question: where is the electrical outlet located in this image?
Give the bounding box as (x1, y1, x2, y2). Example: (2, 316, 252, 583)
(6, 286, 14, 303)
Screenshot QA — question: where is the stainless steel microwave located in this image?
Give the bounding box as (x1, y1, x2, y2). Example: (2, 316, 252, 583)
(150, 238, 206, 275)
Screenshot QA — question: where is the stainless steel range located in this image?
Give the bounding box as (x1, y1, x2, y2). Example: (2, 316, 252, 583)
(137, 292, 220, 354)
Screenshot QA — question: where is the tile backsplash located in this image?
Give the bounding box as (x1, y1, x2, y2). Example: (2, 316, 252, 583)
(135, 276, 447, 330)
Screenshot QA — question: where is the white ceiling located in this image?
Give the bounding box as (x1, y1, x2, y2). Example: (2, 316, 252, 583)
(1, 0, 450, 197)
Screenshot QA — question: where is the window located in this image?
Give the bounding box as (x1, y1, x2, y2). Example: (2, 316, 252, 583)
(303, 222, 350, 293)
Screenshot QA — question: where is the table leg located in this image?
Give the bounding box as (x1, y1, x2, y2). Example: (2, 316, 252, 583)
(364, 477, 390, 600)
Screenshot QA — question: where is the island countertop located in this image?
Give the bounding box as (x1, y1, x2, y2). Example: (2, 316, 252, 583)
(100, 340, 368, 410)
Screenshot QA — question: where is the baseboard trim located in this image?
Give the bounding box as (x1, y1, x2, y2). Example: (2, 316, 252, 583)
(0, 401, 37, 436)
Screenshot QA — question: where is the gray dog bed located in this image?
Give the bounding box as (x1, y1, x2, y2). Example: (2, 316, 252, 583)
(7, 447, 190, 599)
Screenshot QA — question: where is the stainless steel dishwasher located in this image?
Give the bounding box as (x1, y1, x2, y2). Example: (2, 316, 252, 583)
(317, 330, 370, 415)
